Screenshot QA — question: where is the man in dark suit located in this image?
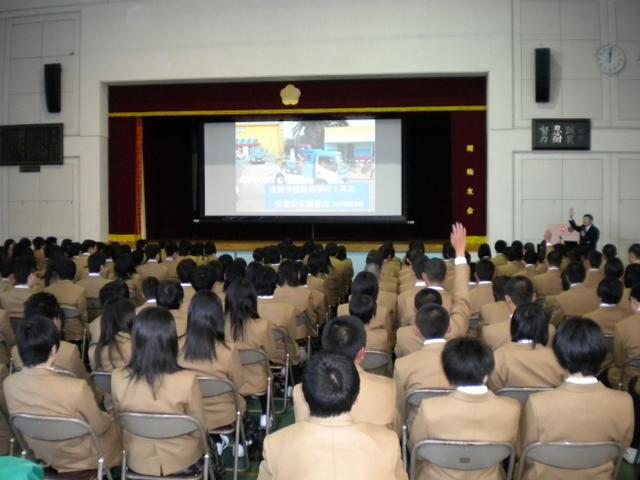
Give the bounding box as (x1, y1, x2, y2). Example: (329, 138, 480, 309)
(568, 208, 600, 251)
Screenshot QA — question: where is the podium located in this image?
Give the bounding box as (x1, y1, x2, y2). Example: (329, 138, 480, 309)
(546, 223, 580, 244)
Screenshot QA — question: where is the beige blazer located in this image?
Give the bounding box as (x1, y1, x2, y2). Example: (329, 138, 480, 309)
(469, 283, 495, 317)
(479, 301, 510, 326)
(491, 254, 508, 267)
(612, 314, 640, 387)
(178, 284, 196, 314)
(136, 261, 168, 281)
(544, 285, 600, 326)
(394, 325, 424, 358)
(45, 280, 88, 339)
(294, 365, 398, 434)
(224, 318, 276, 396)
(0, 308, 16, 356)
(377, 290, 398, 324)
(73, 254, 90, 281)
(488, 342, 566, 391)
(496, 261, 526, 278)
(258, 413, 407, 480)
(584, 305, 628, 335)
(337, 302, 393, 338)
(0, 364, 11, 455)
(257, 298, 300, 364)
(398, 286, 452, 327)
(410, 390, 520, 480)
(273, 285, 320, 338)
(532, 269, 563, 298)
(584, 269, 605, 288)
(518, 382, 633, 480)
(4, 367, 121, 472)
(515, 265, 539, 279)
(0, 285, 38, 318)
(365, 324, 391, 354)
(11, 341, 89, 382)
(111, 368, 205, 476)
(76, 275, 111, 300)
(482, 321, 556, 351)
(178, 343, 246, 430)
(88, 333, 132, 372)
(162, 257, 179, 281)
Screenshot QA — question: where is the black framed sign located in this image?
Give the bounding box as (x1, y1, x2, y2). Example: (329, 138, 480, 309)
(0, 123, 63, 166)
(532, 119, 590, 150)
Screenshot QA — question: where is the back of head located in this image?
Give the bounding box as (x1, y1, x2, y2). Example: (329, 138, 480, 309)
(442, 337, 494, 386)
(164, 242, 177, 257)
(223, 263, 245, 290)
(225, 278, 259, 340)
(604, 257, 624, 279)
(602, 244, 617, 260)
(53, 257, 77, 282)
(504, 275, 535, 306)
(475, 259, 495, 282)
(184, 290, 225, 362)
(348, 294, 376, 324)
(492, 276, 509, 301)
(156, 280, 184, 310)
(477, 243, 492, 259)
(597, 277, 623, 304)
(88, 252, 106, 273)
(308, 252, 330, 276)
(564, 261, 586, 285)
(424, 258, 447, 284)
(553, 317, 606, 376)
(24, 292, 62, 322)
(624, 264, 640, 289)
(587, 250, 603, 269)
(494, 240, 508, 255)
(351, 271, 379, 300)
(336, 246, 347, 261)
(81, 239, 96, 253)
(507, 246, 524, 262)
(302, 350, 360, 418)
(276, 259, 298, 287)
(99, 280, 130, 305)
(255, 266, 277, 296)
(547, 249, 563, 268)
(129, 306, 180, 390)
(510, 304, 549, 346)
(325, 243, 339, 257)
(365, 250, 383, 269)
(411, 254, 429, 279)
(192, 265, 217, 292)
(415, 304, 449, 340)
(523, 251, 538, 265)
(178, 241, 191, 257)
(265, 246, 281, 265)
(204, 241, 216, 256)
(144, 244, 160, 261)
(414, 288, 443, 310)
(321, 316, 366, 362)
(114, 253, 136, 280)
(380, 241, 395, 260)
(101, 297, 135, 339)
(177, 258, 197, 284)
(16, 315, 60, 367)
(629, 243, 640, 260)
(12, 257, 36, 284)
(142, 276, 159, 301)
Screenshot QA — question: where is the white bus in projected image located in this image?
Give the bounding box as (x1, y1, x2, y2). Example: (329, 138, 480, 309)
(234, 119, 376, 214)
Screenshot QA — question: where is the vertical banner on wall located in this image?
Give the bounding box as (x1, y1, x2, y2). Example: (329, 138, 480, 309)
(450, 111, 487, 239)
(135, 117, 147, 239)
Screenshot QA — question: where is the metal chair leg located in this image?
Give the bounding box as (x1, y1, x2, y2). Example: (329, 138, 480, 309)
(265, 376, 272, 437)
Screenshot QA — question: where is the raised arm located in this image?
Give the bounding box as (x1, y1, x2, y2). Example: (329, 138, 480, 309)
(447, 223, 471, 338)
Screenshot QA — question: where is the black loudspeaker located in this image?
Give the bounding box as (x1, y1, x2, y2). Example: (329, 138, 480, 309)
(44, 63, 62, 113)
(535, 48, 550, 103)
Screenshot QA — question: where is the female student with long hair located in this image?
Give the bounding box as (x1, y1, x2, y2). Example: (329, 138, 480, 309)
(89, 297, 134, 371)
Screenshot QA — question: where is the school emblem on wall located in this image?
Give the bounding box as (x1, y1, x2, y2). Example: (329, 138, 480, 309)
(280, 84, 301, 106)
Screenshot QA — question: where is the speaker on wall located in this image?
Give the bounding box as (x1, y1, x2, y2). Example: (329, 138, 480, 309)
(44, 63, 62, 113)
(535, 48, 550, 103)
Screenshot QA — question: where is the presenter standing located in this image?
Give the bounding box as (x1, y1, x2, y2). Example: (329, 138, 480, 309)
(568, 208, 600, 251)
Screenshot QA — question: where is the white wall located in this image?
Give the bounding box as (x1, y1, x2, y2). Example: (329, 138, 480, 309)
(0, 0, 638, 248)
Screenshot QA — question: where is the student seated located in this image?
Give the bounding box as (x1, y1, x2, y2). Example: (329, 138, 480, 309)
(409, 337, 521, 480)
(583, 277, 628, 335)
(111, 306, 206, 476)
(609, 285, 640, 389)
(4, 315, 121, 473)
(156, 280, 187, 336)
(178, 290, 246, 430)
(258, 351, 407, 480)
(488, 303, 565, 391)
(349, 294, 390, 354)
(518, 318, 633, 479)
(44, 258, 88, 340)
(0, 256, 39, 318)
(88, 297, 134, 372)
(469, 259, 496, 316)
(293, 316, 398, 433)
(11, 292, 89, 381)
(77, 252, 111, 301)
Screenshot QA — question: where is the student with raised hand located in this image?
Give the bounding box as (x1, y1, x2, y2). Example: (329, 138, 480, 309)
(178, 290, 246, 431)
(111, 306, 206, 477)
(518, 318, 633, 479)
(293, 315, 398, 434)
(224, 278, 276, 428)
(488, 303, 565, 391)
(89, 297, 134, 372)
(409, 337, 520, 480)
(5, 315, 122, 473)
(258, 351, 407, 480)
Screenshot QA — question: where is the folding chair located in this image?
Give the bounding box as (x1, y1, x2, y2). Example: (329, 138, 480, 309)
(197, 377, 249, 480)
(402, 389, 452, 467)
(496, 387, 554, 406)
(91, 371, 112, 395)
(604, 335, 615, 355)
(238, 349, 273, 436)
(117, 412, 213, 480)
(61, 307, 88, 361)
(410, 439, 515, 480)
(270, 328, 295, 414)
(87, 298, 103, 322)
(515, 441, 624, 480)
(468, 316, 481, 337)
(11, 413, 114, 480)
(49, 367, 76, 378)
(361, 350, 392, 377)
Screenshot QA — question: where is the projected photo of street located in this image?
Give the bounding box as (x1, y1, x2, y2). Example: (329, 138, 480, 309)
(235, 119, 376, 214)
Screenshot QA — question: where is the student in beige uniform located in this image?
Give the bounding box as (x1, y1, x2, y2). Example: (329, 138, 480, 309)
(5, 315, 121, 473)
(88, 280, 131, 342)
(44, 258, 88, 341)
(491, 240, 508, 267)
(111, 306, 206, 477)
(113, 253, 143, 305)
(339, 271, 394, 338)
(0, 257, 40, 319)
(609, 285, 640, 389)
(136, 244, 168, 282)
(584, 250, 605, 288)
(584, 277, 628, 335)
(176, 258, 198, 313)
(488, 304, 565, 391)
(532, 249, 564, 298)
(409, 337, 521, 480)
(259, 351, 407, 480)
(518, 318, 633, 479)
(73, 239, 97, 281)
(11, 292, 89, 382)
(469, 259, 496, 316)
(89, 297, 133, 372)
(225, 278, 276, 427)
(514, 251, 540, 279)
(293, 316, 398, 434)
(495, 247, 526, 278)
(544, 262, 599, 326)
(178, 290, 246, 431)
(156, 281, 188, 337)
(76, 252, 111, 302)
(349, 294, 390, 353)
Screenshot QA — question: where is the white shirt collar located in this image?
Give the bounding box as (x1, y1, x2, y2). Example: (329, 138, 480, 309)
(180, 283, 191, 288)
(147, 259, 158, 263)
(15, 284, 30, 289)
(415, 281, 426, 287)
(145, 299, 157, 304)
(565, 375, 598, 385)
(423, 338, 446, 345)
(456, 385, 489, 395)
(525, 264, 536, 267)
(82, 252, 90, 256)
(477, 281, 492, 285)
(570, 283, 582, 288)
(429, 285, 444, 291)
(516, 339, 533, 344)
(600, 303, 617, 308)
(89, 273, 101, 277)
(258, 295, 274, 299)
(548, 267, 559, 271)
(585, 225, 591, 232)
(588, 268, 599, 272)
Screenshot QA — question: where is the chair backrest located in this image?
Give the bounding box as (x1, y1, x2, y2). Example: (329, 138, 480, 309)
(517, 441, 623, 478)
(361, 351, 391, 372)
(604, 335, 614, 355)
(496, 387, 554, 406)
(12, 414, 94, 443)
(272, 327, 293, 355)
(238, 348, 269, 367)
(411, 440, 515, 479)
(90, 371, 112, 394)
(61, 306, 81, 320)
(627, 357, 640, 369)
(87, 297, 102, 310)
(405, 389, 452, 410)
(117, 412, 207, 443)
(197, 376, 235, 398)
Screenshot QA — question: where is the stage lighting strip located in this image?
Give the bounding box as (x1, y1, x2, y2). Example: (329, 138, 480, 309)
(109, 105, 487, 117)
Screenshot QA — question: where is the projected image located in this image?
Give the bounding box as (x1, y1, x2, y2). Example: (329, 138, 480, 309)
(235, 120, 376, 213)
